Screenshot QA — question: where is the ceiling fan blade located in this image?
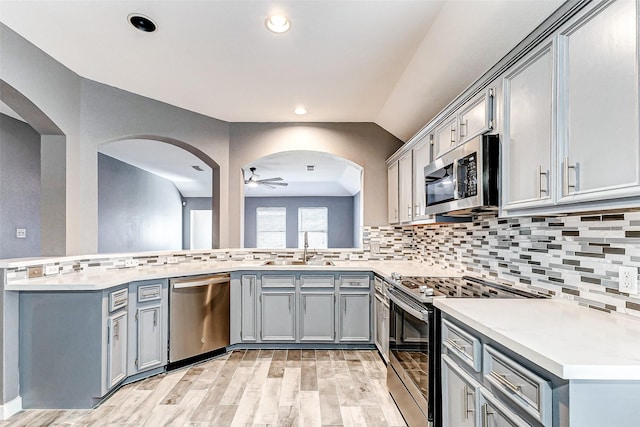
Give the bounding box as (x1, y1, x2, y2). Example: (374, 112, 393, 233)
(268, 182, 288, 186)
(257, 177, 283, 182)
(262, 183, 276, 189)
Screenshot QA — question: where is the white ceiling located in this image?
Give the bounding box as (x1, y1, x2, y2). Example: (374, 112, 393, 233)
(0, 0, 565, 142)
(244, 151, 362, 197)
(99, 139, 212, 198)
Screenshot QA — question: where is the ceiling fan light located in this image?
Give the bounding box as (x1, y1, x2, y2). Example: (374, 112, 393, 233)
(247, 181, 259, 188)
(265, 15, 290, 33)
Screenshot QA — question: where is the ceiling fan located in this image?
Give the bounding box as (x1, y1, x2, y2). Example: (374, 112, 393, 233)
(244, 167, 288, 189)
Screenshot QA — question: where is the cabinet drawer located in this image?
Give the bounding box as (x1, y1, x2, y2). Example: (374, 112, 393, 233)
(109, 288, 128, 312)
(483, 345, 552, 425)
(442, 319, 481, 372)
(339, 275, 370, 289)
(137, 284, 162, 302)
(301, 275, 335, 288)
(261, 275, 296, 288)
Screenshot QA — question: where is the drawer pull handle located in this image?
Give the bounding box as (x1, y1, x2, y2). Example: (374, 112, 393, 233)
(445, 338, 467, 354)
(489, 371, 522, 394)
(482, 404, 493, 426)
(463, 385, 474, 420)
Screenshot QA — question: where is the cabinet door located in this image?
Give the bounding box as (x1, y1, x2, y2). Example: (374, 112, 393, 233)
(300, 292, 335, 342)
(398, 152, 413, 223)
(558, 0, 640, 203)
(338, 293, 370, 342)
(261, 291, 296, 341)
(459, 89, 494, 144)
(241, 275, 258, 342)
(107, 311, 128, 389)
(502, 42, 555, 210)
(374, 294, 383, 353)
(387, 161, 399, 224)
(136, 305, 162, 371)
(434, 115, 458, 159)
(412, 137, 431, 220)
(479, 389, 529, 427)
(442, 355, 480, 427)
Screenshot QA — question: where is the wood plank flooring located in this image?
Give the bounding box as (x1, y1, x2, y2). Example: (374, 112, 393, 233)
(1, 350, 406, 427)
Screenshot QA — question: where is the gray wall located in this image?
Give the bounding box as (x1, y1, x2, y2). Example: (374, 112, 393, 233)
(244, 196, 355, 248)
(228, 122, 404, 247)
(0, 114, 41, 259)
(182, 197, 213, 250)
(353, 191, 362, 247)
(98, 154, 182, 253)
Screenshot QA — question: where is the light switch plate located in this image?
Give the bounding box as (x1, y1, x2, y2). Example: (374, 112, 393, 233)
(125, 259, 139, 268)
(44, 265, 58, 275)
(16, 228, 26, 238)
(619, 266, 638, 295)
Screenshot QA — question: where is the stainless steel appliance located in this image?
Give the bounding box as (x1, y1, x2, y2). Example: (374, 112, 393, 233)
(424, 134, 499, 216)
(386, 275, 544, 427)
(169, 273, 230, 366)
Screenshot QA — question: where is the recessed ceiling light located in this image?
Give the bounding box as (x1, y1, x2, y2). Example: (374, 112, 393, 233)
(128, 14, 157, 33)
(294, 107, 308, 115)
(265, 15, 290, 33)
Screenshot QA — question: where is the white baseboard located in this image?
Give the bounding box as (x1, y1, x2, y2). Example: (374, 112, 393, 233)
(0, 396, 22, 420)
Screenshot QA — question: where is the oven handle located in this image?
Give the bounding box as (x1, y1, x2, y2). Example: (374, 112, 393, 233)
(387, 289, 428, 321)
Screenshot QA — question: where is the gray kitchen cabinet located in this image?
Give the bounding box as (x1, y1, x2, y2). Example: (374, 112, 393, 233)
(241, 275, 258, 342)
(398, 151, 413, 223)
(557, 0, 640, 204)
(127, 280, 167, 377)
(107, 311, 128, 389)
(458, 89, 494, 144)
(434, 114, 458, 159)
(442, 354, 480, 427)
(479, 388, 529, 427)
(411, 136, 432, 221)
(502, 41, 555, 211)
(261, 291, 296, 341)
(300, 292, 335, 341)
(338, 292, 371, 342)
(388, 161, 399, 224)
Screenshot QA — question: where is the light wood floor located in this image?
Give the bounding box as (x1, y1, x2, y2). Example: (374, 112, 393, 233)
(1, 349, 407, 427)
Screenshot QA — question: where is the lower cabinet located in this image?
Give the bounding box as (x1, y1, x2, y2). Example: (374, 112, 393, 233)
(261, 291, 296, 341)
(442, 354, 480, 427)
(107, 311, 128, 389)
(300, 292, 335, 341)
(231, 271, 372, 344)
(127, 280, 168, 377)
(338, 292, 371, 342)
(479, 388, 529, 427)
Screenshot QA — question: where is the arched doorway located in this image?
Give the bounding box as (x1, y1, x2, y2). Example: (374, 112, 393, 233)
(98, 137, 220, 253)
(242, 150, 364, 249)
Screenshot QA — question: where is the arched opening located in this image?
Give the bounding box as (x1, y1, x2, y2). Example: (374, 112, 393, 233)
(98, 136, 220, 253)
(242, 150, 364, 249)
(0, 80, 67, 258)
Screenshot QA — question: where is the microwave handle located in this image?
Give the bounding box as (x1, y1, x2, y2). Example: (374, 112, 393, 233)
(452, 159, 460, 200)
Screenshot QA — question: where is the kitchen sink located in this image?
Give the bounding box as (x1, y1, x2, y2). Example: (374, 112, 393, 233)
(261, 260, 335, 266)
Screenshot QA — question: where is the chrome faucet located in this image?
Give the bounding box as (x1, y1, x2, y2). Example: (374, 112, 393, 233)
(303, 231, 310, 262)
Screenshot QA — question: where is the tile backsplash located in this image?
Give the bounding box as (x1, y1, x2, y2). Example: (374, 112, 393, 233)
(407, 211, 640, 318)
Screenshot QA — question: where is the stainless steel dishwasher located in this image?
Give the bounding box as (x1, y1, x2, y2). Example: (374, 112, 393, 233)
(169, 273, 230, 365)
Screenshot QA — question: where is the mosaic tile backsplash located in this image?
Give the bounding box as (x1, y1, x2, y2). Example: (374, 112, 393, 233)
(408, 212, 640, 318)
(5, 215, 640, 318)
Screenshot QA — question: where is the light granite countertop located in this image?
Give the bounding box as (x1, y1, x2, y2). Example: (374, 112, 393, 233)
(435, 298, 640, 381)
(4, 260, 460, 291)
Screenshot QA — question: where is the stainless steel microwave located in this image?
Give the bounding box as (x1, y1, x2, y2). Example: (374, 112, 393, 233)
(424, 134, 499, 216)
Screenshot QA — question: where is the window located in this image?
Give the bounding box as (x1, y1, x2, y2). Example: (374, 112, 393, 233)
(298, 207, 328, 249)
(256, 207, 286, 248)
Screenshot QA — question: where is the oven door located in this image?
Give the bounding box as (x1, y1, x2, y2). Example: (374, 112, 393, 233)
(387, 289, 436, 426)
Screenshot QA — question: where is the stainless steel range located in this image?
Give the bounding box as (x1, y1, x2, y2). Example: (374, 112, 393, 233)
(385, 275, 544, 427)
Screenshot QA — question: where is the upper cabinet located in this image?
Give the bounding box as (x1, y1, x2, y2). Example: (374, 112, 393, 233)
(434, 89, 495, 160)
(387, 161, 399, 224)
(412, 136, 431, 221)
(398, 151, 413, 223)
(557, 0, 640, 204)
(502, 41, 556, 211)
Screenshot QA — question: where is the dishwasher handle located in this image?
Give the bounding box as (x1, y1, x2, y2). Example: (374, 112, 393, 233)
(172, 274, 230, 289)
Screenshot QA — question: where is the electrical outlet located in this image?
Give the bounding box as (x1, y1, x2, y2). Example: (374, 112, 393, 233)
(27, 266, 43, 278)
(44, 265, 58, 275)
(166, 257, 179, 264)
(371, 243, 380, 254)
(619, 266, 638, 294)
(125, 259, 139, 268)
(244, 254, 254, 261)
(16, 228, 26, 239)
(349, 253, 359, 261)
